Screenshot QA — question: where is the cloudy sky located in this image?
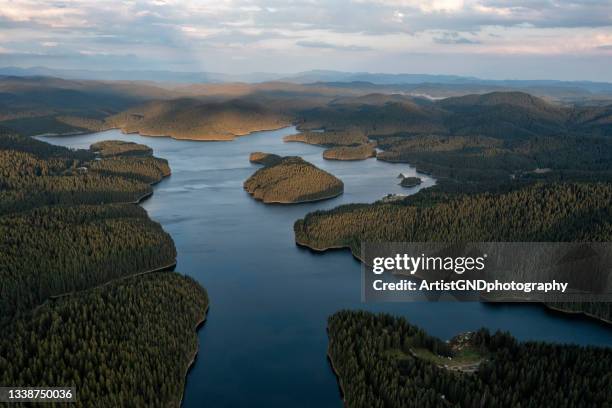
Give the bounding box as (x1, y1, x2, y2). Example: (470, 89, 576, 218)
(1, 0, 612, 80)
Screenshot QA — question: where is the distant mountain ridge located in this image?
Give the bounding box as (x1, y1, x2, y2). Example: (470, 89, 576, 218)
(2, 67, 612, 95)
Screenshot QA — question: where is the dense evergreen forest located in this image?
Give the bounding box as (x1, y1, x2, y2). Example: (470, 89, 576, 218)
(328, 310, 612, 408)
(0, 272, 208, 407)
(0, 136, 171, 214)
(244, 152, 344, 203)
(296, 183, 612, 251)
(0, 203, 176, 319)
(295, 183, 612, 321)
(0, 132, 176, 320)
(0, 129, 208, 405)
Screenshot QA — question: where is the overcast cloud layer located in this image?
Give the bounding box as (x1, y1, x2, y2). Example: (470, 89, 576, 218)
(1, 0, 611, 80)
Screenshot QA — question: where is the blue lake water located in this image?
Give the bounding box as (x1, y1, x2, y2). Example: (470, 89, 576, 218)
(39, 127, 612, 408)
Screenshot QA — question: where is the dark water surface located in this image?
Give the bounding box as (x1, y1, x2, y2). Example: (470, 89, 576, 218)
(39, 127, 612, 407)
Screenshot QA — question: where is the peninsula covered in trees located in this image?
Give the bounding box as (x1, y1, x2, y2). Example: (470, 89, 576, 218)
(244, 152, 344, 203)
(295, 183, 612, 321)
(323, 143, 377, 161)
(328, 310, 612, 408)
(0, 128, 208, 405)
(284, 130, 376, 161)
(283, 130, 369, 147)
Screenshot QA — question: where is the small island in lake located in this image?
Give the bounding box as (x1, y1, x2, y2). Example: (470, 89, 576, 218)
(244, 152, 343, 204)
(323, 143, 376, 161)
(249, 151, 282, 166)
(399, 175, 422, 187)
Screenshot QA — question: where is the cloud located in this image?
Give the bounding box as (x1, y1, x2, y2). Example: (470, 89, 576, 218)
(0, 0, 611, 79)
(433, 31, 479, 44)
(296, 40, 371, 51)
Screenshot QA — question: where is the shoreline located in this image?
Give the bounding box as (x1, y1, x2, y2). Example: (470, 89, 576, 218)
(326, 338, 348, 407)
(34, 124, 293, 142)
(23, 139, 200, 405)
(179, 302, 210, 407)
(245, 188, 344, 205)
(544, 304, 612, 326)
(295, 236, 612, 327)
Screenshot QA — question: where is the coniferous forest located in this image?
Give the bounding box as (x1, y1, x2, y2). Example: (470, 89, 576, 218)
(328, 310, 612, 408)
(296, 183, 612, 321)
(0, 272, 208, 407)
(0, 128, 208, 406)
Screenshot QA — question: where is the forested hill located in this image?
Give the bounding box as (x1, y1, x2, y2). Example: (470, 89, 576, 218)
(0, 129, 208, 406)
(299, 91, 612, 138)
(244, 152, 344, 203)
(298, 92, 612, 191)
(106, 98, 292, 140)
(328, 310, 612, 408)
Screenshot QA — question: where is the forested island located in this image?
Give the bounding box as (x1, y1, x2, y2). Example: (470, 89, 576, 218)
(399, 176, 422, 188)
(328, 310, 612, 408)
(0, 128, 208, 406)
(244, 152, 344, 203)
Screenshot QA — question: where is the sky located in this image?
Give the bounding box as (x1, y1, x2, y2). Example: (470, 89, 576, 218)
(1, 0, 612, 81)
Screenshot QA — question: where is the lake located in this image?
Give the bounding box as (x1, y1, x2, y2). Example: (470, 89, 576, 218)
(39, 127, 612, 408)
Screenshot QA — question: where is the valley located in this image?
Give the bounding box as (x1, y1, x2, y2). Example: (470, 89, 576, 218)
(2, 75, 611, 406)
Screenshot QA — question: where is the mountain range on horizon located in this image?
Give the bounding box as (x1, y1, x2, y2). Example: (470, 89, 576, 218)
(2, 66, 612, 94)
